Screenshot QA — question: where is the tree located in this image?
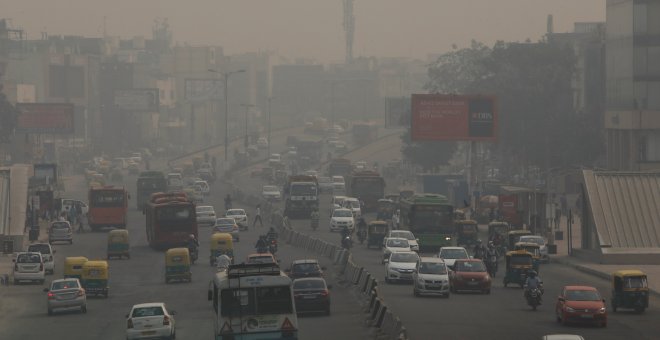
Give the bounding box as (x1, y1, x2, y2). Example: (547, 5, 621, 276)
(0, 84, 18, 143)
(401, 129, 457, 172)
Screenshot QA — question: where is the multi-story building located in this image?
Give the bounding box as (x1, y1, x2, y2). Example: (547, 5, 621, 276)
(606, 0, 660, 170)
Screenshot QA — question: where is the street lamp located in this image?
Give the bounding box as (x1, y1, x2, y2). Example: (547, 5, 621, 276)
(267, 97, 275, 157)
(208, 68, 246, 161)
(240, 104, 256, 152)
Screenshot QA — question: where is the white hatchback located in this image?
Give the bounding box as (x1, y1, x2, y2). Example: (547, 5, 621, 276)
(329, 208, 355, 232)
(126, 302, 176, 340)
(13, 252, 45, 284)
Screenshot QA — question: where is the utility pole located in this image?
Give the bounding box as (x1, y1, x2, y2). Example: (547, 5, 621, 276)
(208, 69, 245, 162)
(267, 97, 274, 157)
(241, 104, 255, 152)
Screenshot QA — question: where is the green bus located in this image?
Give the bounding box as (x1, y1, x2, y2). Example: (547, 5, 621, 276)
(399, 194, 455, 251)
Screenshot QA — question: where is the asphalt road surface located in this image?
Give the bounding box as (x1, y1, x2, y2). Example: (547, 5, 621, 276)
(0, 170, 369, 340)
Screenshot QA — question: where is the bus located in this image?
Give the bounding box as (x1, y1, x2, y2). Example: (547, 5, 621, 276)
(348, 170, 385, 212)
(144, 192, 198, 249)
(208, 263, 298, 340)
(399, 193, 455, 251)
(88, 186, 129, 231)
(136, 171, 167, 210)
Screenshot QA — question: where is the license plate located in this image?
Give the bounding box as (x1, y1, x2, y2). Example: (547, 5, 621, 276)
(580, 314, 593, 319)
(141, 331, 156, 335)
(467, 281, 479, 285)
(303, 295, 316, 299)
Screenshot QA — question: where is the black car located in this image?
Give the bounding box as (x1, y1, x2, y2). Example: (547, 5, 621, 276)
(293, 277, 331, 315)
(287, 259, 324, 280)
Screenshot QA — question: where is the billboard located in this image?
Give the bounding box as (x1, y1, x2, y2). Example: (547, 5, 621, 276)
(410, 94, 497, 141)
(113, 88, 159, 112)
(16, 103, 74, 134)
(184, 78, 222, 102)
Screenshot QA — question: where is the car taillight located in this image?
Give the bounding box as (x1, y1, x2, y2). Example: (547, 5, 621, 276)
(127, 319, 133, 329)
(163, 315, 171, 325)
(47, 292, 55, 300)
(320, 290, 329, 297)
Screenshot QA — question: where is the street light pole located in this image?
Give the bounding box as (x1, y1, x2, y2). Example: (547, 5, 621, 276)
(208, 69, 245, 162)
(241, 104, 255, 152)
(267, 97, 274, 157)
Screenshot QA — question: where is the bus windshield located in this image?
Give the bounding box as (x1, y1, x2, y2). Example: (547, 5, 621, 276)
(411, 208, 453, 232)
(353, 179, 383, 194)
(90, 190, 125, 207)
(220, 286, 293, 317)
(290, 184, 317, 196)
(156, 205, 194, 229)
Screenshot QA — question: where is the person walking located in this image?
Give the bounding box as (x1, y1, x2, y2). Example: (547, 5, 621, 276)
(253, 204, 263, 228)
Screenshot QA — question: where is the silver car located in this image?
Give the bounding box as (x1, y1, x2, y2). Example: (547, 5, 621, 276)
(44, 278, 87, 315)
(48, 221, 73, 244)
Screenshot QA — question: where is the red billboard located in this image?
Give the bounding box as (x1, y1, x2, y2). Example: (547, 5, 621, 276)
(410, 94, 497, 141)
(16, 103, 74, 134)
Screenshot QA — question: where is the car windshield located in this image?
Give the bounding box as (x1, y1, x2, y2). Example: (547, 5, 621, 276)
(17, 253, 41, 263)
(227, 210, 245, 216)
(293, 279, 326, 290)
(132, 306, 165, 317)
(293, 263, 320, 273)
(333, 210, 353, 218)
(263, 186, 278, 192)
(440, 249, 468, 259)
(391, 231, 414, 240)
(249, 256, 275, 264)
(52, 280, 80, 290)
(51, 222, 70, 229)
(419, 262, 448, 275)
(216, 218, 235, 225)
(624, 277, 648, 288)
(196, 206, 213, 213)
(27, 244, 51, 254)
(566, 290, 601, 301)
(520, 236, 544, 245)
(390, 253, 418, 263)
(455, 261, 486, 272)
(387, 239, 409, 248)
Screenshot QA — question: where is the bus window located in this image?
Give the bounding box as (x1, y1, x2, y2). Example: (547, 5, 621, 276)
(221, 289, 255, 317)
(256, 286, 293, 315)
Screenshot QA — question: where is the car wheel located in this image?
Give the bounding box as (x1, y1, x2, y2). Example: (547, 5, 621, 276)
(81, 305, 87, 313)
(384, 276, 390, 284)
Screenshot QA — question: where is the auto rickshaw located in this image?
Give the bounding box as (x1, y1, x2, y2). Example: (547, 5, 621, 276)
(376, 199, 395, 220)
(107, 229, 130, 259)
(367, 221, 389, 249)
(488, 221, 509, 254)
(165, 247, 192, 283)
(514, 242, 541, 272)
(507, 230, 532, 250)
(63, 256, 88, 280)
(611, 270, 649, 313)
(81, 260, 109, 298)
(455, 220, 479, 247)
(209, 233, 234, 266)
(503, 250, 533, 288)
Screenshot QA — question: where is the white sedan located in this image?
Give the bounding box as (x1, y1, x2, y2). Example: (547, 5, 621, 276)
(382, 238, 410, 263)
(262, 185, 282, 201)
(437, 247, 469, 270)
(126, 302, 176, 340)
(385, 251, 420, 283)
(329, 208, 354, 232)
(226, 209, 248, 230)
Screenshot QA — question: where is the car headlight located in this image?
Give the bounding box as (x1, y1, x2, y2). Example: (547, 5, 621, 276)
(565, 306, 575, 312)
(598, 307, 606, 313)
(417, 277, 425, 286)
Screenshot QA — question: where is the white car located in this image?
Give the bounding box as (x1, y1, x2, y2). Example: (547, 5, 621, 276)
(27, 243, 55, 274)
(330, 208, 354, 232)
(382, 238, 411, 263)
(257, 137, 269, 149)
(126, 302, 176, 340)
(413, 257, 450, 297)
(61, 199, 89, 216)
(384, 251, 420, 283)
(331, 176, 345, 184)
(226, 209, 248, 230)
(437, 247, 470, 270)
(386, 230, 419, 252)
(332, 182, 346, 196)
(195, 206, 216, 227)
(519, 235, 549, 262)
(262, 185, 282, 201)
(194, 180, 210, 196)
(317, 176, 334, 193)
(269, 153, 281, 164)
(330, 195, 347, 214)
(13, 252, 45, 284)
(342, 197, 362, 217)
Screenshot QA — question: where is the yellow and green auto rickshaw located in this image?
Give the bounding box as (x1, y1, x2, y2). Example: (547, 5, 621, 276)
(63, 256, 88, 280)
(507, 230, 532, 250)
(107, 229, 130, 260)
(81, 260, 109, 298)
(514, 242, 541, 272)
(455, 220, 479, 247)
(611, 270, 649, 313)
(503, 250, 533, 288)
(367, 221, 389, 249)
(209, 233, 234, 266)
(165, 248, 192, 283)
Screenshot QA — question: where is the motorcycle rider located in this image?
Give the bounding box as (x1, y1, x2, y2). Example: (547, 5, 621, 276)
(187, 234, 199, 261)
(340, 225, 352, 248)
(356, 217, 367, 243)
(310, 209, 320, 230)
(266, 227, 278, 242)
(216, 254, 232, 272)
(473, 239, 487, 259)
(255, 236, 268, 253)
(485, 241, 499, 275)
(524, 270, 544, 304)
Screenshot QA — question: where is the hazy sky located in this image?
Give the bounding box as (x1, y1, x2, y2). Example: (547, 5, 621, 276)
(2, 0, 605, 62)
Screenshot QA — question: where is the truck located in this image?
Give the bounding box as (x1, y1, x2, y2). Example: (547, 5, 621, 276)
(284, 175, 319, 219)
(347, 170, 386, 212)
(294, 136, 324, 163)
(327, 158, 352, 178)
(352, 122, 378, 146)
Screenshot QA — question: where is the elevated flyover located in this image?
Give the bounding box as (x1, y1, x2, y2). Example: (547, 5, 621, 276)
(0, 164, 29, 254)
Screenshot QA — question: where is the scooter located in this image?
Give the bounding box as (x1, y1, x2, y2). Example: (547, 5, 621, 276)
(527, 287, 543, 311)
(342, 235, 353, 250)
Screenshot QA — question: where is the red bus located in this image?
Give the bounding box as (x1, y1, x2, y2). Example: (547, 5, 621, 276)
(144, 192, 198, 249)
(88, 186, 129, 231)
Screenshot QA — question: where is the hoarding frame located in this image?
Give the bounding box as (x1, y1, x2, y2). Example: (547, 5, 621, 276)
(410, 94, 497, 142)
(15, 103, 74, 134)
(113, 88, 159, 112)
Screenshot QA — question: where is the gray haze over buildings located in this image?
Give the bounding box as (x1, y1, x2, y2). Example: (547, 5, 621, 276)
(3, 0, 604, 62)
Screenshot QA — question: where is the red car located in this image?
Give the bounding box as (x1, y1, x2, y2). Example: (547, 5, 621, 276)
(555, 285, 607, 327)
(449, 259, 491, 294)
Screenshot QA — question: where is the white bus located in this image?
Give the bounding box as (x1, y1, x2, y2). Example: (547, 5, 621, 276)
(208, 263, 299, 340)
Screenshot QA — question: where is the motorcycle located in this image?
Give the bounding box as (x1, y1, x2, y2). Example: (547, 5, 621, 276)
(527, 287, 543, 311)
(485, 254, 498, 277)
(342, 235, 353, 250)
(269, 240, 278, 254)
(357, 229, 366, 245)
(188, 245, 199, 264)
